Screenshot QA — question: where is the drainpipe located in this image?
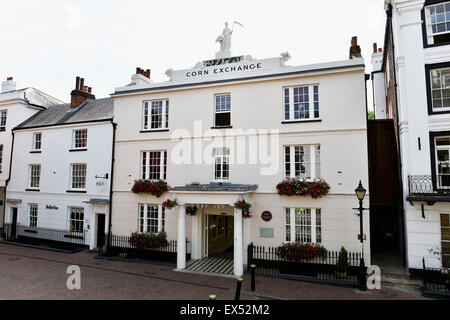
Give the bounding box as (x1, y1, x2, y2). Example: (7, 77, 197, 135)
(2, 130, 15, 235)
(106, 122, 117, 253)
(387, 4, 407, 269)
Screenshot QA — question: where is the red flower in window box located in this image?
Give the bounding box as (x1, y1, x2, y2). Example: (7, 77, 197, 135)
(131, 179, 169, 198)
(276, 178, 330, 199)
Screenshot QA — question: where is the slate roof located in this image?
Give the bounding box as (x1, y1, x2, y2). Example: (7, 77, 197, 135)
(170, 182, 258, 192)
(15, 98, 113, 129)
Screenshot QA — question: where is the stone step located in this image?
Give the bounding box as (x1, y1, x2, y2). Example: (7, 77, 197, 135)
(381, 275, 421, 288)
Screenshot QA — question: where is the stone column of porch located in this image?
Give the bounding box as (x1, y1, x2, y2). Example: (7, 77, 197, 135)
(177, 203, 186, 269)
(234, 207, 243, 277)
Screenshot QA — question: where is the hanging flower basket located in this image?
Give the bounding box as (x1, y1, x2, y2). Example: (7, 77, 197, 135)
(186, 205, 198, 216)
(234, 199, 252, 219)
(276, 178, 330, 199)
(131, 179, 169, 198)
(162, 198, 178, 209)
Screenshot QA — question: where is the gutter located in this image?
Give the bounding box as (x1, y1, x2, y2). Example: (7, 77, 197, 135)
(106, 121, 117, 253)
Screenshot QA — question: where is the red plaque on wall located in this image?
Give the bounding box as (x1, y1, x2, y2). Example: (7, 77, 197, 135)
(261, 211, 272, 222)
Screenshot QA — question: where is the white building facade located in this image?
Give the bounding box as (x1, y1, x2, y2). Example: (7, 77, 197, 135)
(4, 79, 114, 250)
(373, 0, 450, 270)
(0, 77, 62, 232)
(111, 36, 371, 276)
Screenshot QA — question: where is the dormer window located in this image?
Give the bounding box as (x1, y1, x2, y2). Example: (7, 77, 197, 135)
(424, 2, 450, 45)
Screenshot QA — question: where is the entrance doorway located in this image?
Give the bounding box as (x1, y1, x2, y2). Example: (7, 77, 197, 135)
(206, 214, 233, 259)
(10, 207, 18, 239)
(96, 214, 106, 249)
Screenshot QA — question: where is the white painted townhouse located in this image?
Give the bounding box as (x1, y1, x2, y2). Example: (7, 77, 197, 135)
(110, 28, 370, 277)
(372, 0, 450, 271)
(4, 77, 114, 250)
(0, 77, 62, 232)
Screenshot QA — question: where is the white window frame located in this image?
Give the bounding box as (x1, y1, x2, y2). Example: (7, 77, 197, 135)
(213, 147, 230, 181)
(138, 204, 165, 234)
(283, 85, 320, 122)
(0, 110, 7, 131)
(28, 164, 41, 189)
(141, 151, 167, 180)
(424, 2, 450, 45)
(70, 163, 87, 190)
(72, 129, 88, 149)
(29, 204, 38, 228)
(284, 145, 321, 180)
(284, 208, 322, 243)
(214, 93, 231, 127)
(69, 207, 84, 233)
(430, 67, 450, 112)
(32, 132, 42, 151)
(142, 99, 169, 131)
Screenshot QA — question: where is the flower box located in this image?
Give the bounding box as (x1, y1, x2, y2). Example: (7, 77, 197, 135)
(131, 179, 169, 198)
(276, 178, 330, 198)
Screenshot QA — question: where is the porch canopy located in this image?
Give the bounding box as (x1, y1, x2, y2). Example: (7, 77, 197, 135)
(169, 182, 258, 276)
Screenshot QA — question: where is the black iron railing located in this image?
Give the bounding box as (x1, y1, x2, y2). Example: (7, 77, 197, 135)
(247, 243, 363, 287)
(102, 233, 190, 265)
(422, 258, 450, 297)
(408, 175, 450, 195)
(3, 223, 86, 247)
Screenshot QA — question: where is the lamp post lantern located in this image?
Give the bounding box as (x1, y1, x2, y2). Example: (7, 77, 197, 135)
(354, 180, 368, 291)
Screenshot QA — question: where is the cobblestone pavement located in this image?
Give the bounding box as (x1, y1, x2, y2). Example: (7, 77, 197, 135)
(0, 243, 428, 300)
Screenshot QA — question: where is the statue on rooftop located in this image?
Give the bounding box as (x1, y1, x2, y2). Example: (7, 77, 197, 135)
(215, 22, 243, 59)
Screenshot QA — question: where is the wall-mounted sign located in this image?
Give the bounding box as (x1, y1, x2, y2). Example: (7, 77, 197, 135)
(261, 211, 272, 222)
(46, 205, 58, 210)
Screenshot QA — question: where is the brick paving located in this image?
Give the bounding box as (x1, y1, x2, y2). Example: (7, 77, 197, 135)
(0, 243, 428, 300)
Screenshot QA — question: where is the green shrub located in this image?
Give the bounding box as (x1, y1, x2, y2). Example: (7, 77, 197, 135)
(336, 246, 349, 273)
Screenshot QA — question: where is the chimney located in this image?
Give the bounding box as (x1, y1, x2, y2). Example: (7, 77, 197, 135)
(349, 36, 362, 59)
(2, 77, 16, 93)
(135, 67, 151, 79)
(70, 76, 95, 108)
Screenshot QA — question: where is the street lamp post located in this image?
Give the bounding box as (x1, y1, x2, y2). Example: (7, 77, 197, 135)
(355, 181, 368, 291)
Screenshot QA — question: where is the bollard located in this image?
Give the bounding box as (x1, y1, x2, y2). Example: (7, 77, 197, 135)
(209, 295, 216, 300)
(250, 264, 256, 292)
(235, 278, 243, 300)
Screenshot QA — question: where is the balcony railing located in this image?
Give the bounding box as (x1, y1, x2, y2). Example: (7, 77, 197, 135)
(408, 175, 450, 195)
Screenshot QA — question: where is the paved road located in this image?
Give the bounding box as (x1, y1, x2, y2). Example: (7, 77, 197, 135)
(0, 243, 427, 300)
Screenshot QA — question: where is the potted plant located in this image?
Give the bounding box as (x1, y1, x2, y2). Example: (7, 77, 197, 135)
(336, 246, 349, 278)
(186, 205, 198, 216)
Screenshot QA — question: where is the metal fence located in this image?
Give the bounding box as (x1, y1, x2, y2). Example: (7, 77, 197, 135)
(247, 243, 364, 287)
(422, 258, 450, 297)
(408, 175, 450, 194)
(102, 233, 190, 265)
(3, 223, 86, 249)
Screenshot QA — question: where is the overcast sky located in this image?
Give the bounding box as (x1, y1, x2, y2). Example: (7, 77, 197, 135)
(0, 0, 386, 104)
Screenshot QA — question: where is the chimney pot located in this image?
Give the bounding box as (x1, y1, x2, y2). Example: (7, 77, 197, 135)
(373, 43, 378, 54)
(137, 67, 141, 74)
(7, 77, 13, 81)
(349, 36, 362, 59)
(70, 76, 95, 108)
(378, 48, 383, 53)
(146, 69, 151, 79)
